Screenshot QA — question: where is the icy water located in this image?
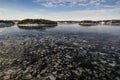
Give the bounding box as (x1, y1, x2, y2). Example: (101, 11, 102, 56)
(0, 24, 120, 80)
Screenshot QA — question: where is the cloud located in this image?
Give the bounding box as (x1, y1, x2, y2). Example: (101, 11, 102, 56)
(33, 0, 118, 8)
(0, 7, 120, 20)
(116, 0, 120, 6)
(31, 7, 120, 21)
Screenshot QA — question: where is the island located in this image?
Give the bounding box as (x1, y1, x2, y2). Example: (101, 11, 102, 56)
(98, 20, 120, 25)
(79, 20, 98, 26)
(79, 20, 120, 26)
(17, 19, 57, 29)
(0, 20, 15, 27)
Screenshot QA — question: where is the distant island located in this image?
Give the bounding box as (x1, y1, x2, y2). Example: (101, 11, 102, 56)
(0, 20, 15, 27)
(57, 20, 120, 26)
(17, 19, 57, 29)
(79, 20, 97, 26)
(0, 19, 120, 28)
(79, 20, 120, 26)
(98, 20, 120, 25)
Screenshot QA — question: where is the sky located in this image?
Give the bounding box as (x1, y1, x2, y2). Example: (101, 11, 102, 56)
(0, 0, 120, 21)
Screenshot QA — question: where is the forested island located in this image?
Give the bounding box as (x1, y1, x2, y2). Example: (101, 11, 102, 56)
(79, 20, 120, 26)
(17, 19, 57, 29)
(0, 19, 119, 28)
(56, 20, 120, 26)
(98, 20, 120, 25)
(79, 20, 98, 26)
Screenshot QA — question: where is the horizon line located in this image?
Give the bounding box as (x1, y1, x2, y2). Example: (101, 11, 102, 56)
(0, 19, 120, 21)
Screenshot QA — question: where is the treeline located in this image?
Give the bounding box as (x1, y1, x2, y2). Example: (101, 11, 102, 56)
(80, 20, 98, 23)
(102, 20, 120, 23)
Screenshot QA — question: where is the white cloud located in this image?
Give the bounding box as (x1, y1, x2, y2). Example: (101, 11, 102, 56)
(42, 2, 56, 7)
(33, 0, 118, 8)
(116, 0, 120, 7)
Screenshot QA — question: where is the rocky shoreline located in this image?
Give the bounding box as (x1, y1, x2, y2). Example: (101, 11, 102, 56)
(0, 33, 120, 80)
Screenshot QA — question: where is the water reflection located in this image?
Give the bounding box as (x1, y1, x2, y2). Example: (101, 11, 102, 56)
(0, 24, 120, 36)
(47, 24, 120, 35)
(18, 25, 57, 30)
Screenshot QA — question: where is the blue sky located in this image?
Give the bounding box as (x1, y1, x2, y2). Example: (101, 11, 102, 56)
(0, 0, 120, 20)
